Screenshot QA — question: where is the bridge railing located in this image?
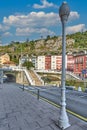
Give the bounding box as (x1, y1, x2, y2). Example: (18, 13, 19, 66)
(36, 69, 82, 81)
(23, 68, 35, 85)
(1, 66, 35, 85)
(33, 69, 44, 85)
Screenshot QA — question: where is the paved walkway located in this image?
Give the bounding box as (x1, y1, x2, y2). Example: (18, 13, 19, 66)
(0, 83, 87, 130)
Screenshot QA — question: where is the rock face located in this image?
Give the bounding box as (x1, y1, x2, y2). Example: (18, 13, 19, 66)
(0, 36, 75, 58)
(34, 37, 75, 55)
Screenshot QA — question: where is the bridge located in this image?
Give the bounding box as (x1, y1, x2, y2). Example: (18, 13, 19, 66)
(35, 69, 82, 80)
(0, 66, 83, 86)
(0, 66, 44, 86)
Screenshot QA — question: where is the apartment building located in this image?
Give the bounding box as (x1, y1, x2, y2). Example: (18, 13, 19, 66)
(67, 55, 74, 72)
(35, 53, 87, 76)
(56, 55, 62, 71)
(37, 55, 73, 71)
(45, 55, 51, 70)
(0, 53, 10, 65)
(74, 54, 87, 76)
(31, 55, 37, 69)
(37, 56, 45, 70)
(51, 55, 57, 70)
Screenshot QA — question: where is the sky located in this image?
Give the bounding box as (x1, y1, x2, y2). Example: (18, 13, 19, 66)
(0, 0, 87, 45)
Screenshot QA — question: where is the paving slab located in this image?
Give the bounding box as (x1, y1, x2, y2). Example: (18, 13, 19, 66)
(0, 83, 87, 130)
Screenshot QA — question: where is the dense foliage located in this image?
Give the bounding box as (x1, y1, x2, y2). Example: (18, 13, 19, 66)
(22, 61, 34, 70)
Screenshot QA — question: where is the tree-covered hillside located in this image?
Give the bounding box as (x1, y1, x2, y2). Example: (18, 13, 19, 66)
(67, 31, 87, 49)
(0, 31, 87, 63)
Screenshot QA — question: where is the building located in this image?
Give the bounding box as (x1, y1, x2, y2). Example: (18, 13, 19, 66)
(0, 53, 10, 65)
(37, 56, 45, 70)
(51, 55, 57, 70)
(37, 55, 74, 71)
(31, 55, 37, 69)
(3, 61, 16, 67)
(19, 55, 31, 66)
(35, 53, 87, 77)
(67, 55, 74, 72)
(56, 55, 62, 71)
(45, 55, 51, 70)
(74, 53, 87, 77)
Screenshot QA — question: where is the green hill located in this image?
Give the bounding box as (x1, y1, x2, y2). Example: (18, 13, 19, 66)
(0, 31, 87, 63)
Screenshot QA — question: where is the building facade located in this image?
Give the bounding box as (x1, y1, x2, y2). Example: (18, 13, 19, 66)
(37, 56, 45, 70)
(45, 55, 51, 70)
(0, 53, 10, 65)
(74, 54, 87, 77)
(67, 55, 74, 72)
(56, 55, 62, 71)
(33, 53, 87, 76)
(51, 55, 57, 70)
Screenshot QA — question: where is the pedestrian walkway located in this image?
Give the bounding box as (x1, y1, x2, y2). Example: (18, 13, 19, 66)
(0, 83, 87, 130)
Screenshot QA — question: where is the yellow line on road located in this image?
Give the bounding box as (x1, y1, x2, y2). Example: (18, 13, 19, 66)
(40, 96, 87, 122)
(25, 89, 87, 122)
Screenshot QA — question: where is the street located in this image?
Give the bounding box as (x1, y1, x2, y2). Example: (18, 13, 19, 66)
(26, 86, 87, 120)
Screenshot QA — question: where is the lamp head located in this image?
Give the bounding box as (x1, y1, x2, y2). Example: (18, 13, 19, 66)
(59, 2, 70, 22)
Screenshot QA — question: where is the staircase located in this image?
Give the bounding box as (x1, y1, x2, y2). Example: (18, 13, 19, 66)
(24, 69, 34, 85)
(29, 70, 44, 86)
(66, 71, 82, 80)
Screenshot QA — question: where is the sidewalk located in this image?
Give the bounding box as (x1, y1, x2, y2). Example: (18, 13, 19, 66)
(0, 83, 87, 130)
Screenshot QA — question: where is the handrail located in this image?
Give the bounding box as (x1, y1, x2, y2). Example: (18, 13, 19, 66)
(33, 69, 44, 85)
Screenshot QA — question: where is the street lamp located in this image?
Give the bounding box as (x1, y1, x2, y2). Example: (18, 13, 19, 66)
(58, 2, 70, 129)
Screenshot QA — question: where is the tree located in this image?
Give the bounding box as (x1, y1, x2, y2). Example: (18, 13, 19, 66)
(22, 61, 34, 70)
(47, 35, 50, 39)
(30, 41, 35, 50)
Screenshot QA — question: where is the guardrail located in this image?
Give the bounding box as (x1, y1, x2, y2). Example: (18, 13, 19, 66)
(23, 69, 34, 85)
(36, 69, 82, 80)
(33, 70, 44, 85)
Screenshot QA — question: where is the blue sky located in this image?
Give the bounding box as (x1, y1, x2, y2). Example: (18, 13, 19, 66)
(0, 0, 87, 45)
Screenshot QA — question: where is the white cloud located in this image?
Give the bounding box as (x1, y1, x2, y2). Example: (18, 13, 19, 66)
(69, 11, 80, 21)
(66, 24, 86, 34)
(38, 28, 55, 35)
(16, 27, 55, 36)
(3, 11, 58, 28)
(3, 11, 79, 28)
(33, 0, 58, 9)
(2, 10, 80, 38)
(3, 32, 12, 37)
(0, 24, 9, 32)
(16, 28, 34, 36)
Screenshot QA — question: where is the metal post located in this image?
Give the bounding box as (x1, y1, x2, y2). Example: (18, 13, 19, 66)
(0, 70, 3, 84)
(58, 2, 70, 129)
(37, 89, 39, 100)
(23, 84, 24, 91)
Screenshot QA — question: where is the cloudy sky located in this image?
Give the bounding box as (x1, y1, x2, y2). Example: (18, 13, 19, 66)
(0, 0, 87, 45)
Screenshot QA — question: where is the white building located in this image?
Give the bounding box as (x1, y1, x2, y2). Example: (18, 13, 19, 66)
(51, 55, 57, 70)
(31, 55, 37, 69)
(37, 56, 45, 70)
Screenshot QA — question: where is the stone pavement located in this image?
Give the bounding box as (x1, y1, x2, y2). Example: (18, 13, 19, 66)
(0, 83, 87, 130)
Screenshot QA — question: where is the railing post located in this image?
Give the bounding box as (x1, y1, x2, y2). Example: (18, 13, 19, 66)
(37, 89, 40, 100)
(23, 84, 24, 91)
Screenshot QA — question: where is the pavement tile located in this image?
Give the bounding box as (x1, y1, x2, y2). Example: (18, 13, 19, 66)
(0, 118, 8, 126)
(38, 125, 53, 130)
(0, 123, 9, 130)
(8, 116, 19, 129)
(0, 83, 87, 130)
(0, 112, 6, 119)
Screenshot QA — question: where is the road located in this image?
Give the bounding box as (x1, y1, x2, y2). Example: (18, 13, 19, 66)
(25, 86, 87, 120)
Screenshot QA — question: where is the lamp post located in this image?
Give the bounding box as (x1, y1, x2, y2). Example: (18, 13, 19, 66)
(58, 2, 70, 129)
